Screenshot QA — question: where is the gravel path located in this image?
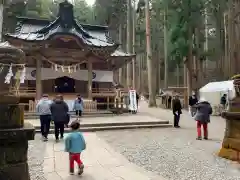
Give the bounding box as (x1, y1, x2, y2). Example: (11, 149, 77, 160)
(97, 102, 240, 180)
(28, 135, 46, 180)
(98, 128, 240, 180)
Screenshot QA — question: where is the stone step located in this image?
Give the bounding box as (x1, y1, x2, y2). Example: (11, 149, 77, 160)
(24, 109, 131, 119)
(33, 120, 169, 129)
(35, 123, 172, 133)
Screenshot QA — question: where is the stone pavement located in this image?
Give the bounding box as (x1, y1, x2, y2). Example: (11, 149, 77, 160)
(95, 101, 240, 180)
(138, 101, 226, 140)
(28, 101, 236, 180)
(40, 133, 162, 180)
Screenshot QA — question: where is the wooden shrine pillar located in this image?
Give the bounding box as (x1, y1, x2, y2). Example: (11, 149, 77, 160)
(88, 60, 92, 99)
(36, 57, 42, 100)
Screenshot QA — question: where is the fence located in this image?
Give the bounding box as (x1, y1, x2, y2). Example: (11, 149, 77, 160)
(27, 99, 98, 113)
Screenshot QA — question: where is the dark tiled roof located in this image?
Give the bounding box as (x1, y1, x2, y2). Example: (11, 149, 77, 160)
(5, 1, 116, 48)
(14, 17, 114, 45)
(16, 17, 109, 31)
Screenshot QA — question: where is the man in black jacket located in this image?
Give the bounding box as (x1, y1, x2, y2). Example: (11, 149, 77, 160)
(189, 92, 198, 117)
(172, 95, 182, 128)
(220, 94, 227, 110)
(50, 95, 69, 141)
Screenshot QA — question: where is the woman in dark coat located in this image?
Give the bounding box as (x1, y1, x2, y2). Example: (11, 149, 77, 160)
(50, 95, 69, 141)
(193, 98, 212, 140)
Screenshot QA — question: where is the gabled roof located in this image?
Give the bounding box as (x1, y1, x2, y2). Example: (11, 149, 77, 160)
(3, 1, 134, 69)
(5, 1, 116, 48)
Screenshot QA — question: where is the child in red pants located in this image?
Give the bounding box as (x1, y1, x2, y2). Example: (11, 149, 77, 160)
(65, 121, 86, 175)
(197, 121, 208, 140)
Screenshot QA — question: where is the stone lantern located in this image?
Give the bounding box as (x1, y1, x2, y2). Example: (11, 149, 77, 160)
(218, 74, 240, 161)
(0, 42, 35, 180)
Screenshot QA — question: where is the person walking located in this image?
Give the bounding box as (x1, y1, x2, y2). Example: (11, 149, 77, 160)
(36, 94, 52, 141)
(189, 91, 198, 117)
(220, 94, 227, 110)
(136, 92, 140, 107)
(73, 94, 84, 118)
(193, 98, 212, 140)
(172, 95, 182, 128)
(65, 120, 86, 175)
(50, 95, 69, 142)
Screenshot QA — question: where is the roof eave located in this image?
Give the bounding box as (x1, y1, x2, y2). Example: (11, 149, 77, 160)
(16, 16, 109, 31)
(5, 33, 119, 50)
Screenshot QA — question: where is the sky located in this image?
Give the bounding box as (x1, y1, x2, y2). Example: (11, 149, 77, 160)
(84, 0, 96, 6)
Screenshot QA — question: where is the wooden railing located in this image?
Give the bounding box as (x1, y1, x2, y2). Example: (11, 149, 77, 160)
(27, 97, 129, 113)
(92, 88, 115, 93)
(9, 87, 36, 95)
(8, 86, 129, 113)
(8, 87, 128, 98)
(28, 99, 98, 113)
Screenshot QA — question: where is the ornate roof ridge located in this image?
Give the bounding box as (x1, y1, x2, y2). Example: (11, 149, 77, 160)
(16, 16, 109, 31)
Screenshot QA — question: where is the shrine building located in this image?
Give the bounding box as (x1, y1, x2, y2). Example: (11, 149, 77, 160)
(1, 0, 132, 105)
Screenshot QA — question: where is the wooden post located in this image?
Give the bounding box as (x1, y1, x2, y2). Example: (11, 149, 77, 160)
(36, 57, 42, 100)
(107, 97, 110, 110)
(88, 60, 93, 99)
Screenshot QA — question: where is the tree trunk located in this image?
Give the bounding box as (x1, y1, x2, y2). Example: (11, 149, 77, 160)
(187, 27, 193, 97)
(139, 54, 143, 92)
(0, 2, 3, 42)
(215, 12, 225, 79)
(195, 27, 201, 89)
(176, 64, 180, 87)
(224, 12, 228, 79)
(118, 23, 123, 84)
(156, 50, 160, 92)
(132, 0, 136, 89)
(183, 60, 188, 108)
(187, 0, 193, 97)
(145, 0, 156, 106)
(158, 53, 162, 90)
(164, 6, 168, 89)
(204, 8, 209, 76)
(228, 0, 236, 76)
(126, 0, 132, 88)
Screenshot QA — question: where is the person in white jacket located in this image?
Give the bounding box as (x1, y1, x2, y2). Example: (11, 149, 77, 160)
(36, 94, 53, 141)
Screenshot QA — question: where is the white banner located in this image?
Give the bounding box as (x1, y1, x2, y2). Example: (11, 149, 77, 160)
(128, 90, 138, 111)
(25, 68, 113, 82)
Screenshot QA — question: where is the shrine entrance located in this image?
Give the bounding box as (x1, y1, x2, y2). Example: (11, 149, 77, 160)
(55, 76, 75, 93)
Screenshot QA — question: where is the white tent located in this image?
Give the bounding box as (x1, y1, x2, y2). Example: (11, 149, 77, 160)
(199, 80, 235, 106)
